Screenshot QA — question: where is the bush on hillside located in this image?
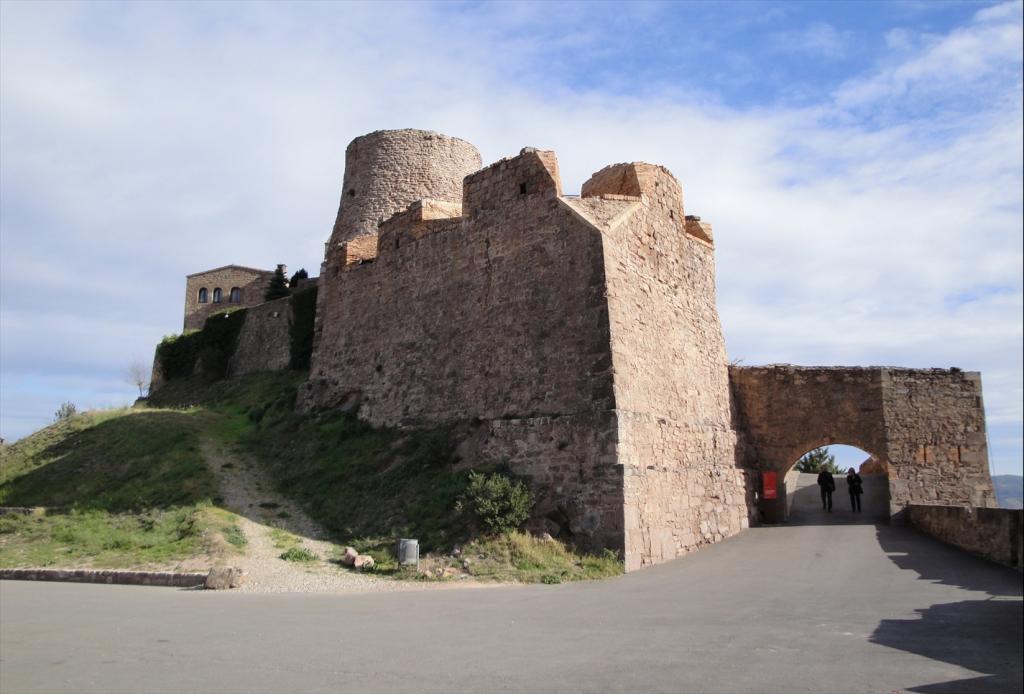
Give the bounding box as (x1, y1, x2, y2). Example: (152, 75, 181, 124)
(458, 471, 533, 534)
(54, 402, 77, 421)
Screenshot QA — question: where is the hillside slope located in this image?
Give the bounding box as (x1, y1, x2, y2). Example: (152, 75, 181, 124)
(0, 407, 242, 570)
(2, 372, 620, 584)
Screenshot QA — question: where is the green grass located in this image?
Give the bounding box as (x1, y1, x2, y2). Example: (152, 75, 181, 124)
(0, 505, 244, 569)
(0, 403, 238, 570)
(1, 371, 623, 582)
(269, 527, 301, 550)
(0, 408, 215, 511)
(279, 546, 318, 562)
(460, 532, 622, 583)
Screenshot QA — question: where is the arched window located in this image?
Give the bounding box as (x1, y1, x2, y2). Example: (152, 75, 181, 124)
(198, 288, 208, 304)
(229, 287, 241, 303)
(212, 288, 223, 303)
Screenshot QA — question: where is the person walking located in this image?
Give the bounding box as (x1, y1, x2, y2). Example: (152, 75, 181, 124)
(817, 468, 835, 512)
(847, 468, 864, 512)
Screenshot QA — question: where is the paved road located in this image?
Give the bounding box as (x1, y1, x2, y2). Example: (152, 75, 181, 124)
(2, 523, 1021, 694)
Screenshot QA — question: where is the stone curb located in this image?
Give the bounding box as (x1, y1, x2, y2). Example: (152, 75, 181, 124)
(0, 568, 207, 588)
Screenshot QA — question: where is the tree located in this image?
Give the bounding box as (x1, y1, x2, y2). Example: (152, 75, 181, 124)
(794, 447, 843, 474)
(125, 360, 150, 397)
(264, 264, 290, 301)
(289, 268, 308, 287)
(54, 402, 77, 421)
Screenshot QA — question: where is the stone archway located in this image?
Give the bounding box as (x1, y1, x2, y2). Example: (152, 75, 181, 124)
(729, 365, 997, 521)
(784, 444, 891, 523)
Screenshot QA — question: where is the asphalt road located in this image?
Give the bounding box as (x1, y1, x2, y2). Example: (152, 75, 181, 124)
(2, 522, 1021, 694)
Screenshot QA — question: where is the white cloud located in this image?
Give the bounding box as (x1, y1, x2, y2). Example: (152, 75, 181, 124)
(835, 0, 1023, 111)
(0, 1, 1020, 474)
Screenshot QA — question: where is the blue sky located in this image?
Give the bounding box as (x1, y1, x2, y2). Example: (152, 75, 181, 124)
(1, 0, 1021, 476)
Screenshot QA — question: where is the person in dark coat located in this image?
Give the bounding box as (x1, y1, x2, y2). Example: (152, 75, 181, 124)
(847, 468, 864, 512)
(817, 468, 835, 511)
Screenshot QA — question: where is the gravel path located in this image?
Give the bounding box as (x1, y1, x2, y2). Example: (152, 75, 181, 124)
(202, 438, 408, 594)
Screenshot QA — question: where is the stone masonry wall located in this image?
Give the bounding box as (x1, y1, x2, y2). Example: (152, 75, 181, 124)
(184, 266, 273, 331)
(908, 504, 1022, 571)
(228, 297, 292, 377)
(303, 149, 625, 550)
(578, 163, 751, 570)
(882, 369, 996, 510)
(729, 365, 996, 518)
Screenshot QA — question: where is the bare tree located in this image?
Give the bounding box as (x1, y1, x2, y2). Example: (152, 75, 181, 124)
(126, 360, 151, 397)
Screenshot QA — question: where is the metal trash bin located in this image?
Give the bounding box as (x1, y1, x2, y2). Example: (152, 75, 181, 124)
(397, 538, 419, 569)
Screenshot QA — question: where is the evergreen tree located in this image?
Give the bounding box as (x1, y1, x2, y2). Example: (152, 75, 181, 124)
(289, 268, 309, 287)
(264, 264, 290, 301)
(794, 447, 843, 474)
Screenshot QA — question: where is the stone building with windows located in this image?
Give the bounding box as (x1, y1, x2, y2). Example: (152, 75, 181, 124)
(183, 265, 276, 331)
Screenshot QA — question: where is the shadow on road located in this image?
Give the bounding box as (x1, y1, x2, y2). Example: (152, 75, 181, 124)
(870, 525, 1023, 693)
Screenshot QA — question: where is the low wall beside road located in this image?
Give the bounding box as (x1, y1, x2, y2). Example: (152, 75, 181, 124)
(908, 504, 1023, 571)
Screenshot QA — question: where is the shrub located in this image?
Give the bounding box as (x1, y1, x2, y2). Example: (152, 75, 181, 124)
(54, 402, 77, 421)
(459, 471, 533, 534)
(223, 525, 247, 549)
(279, 546, 318, 562)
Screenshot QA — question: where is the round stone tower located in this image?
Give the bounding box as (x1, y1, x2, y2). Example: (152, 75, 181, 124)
(328, 129, 482, 246)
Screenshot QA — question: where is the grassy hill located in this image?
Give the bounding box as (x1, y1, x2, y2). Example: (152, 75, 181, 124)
(1, 372, 620, 583)
(0, 407, 244, 569)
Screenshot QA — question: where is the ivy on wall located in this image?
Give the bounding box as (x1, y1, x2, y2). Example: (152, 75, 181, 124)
(156, 309, 248, 382)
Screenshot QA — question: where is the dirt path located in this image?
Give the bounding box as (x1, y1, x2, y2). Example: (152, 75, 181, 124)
(200, 437, 399, 593)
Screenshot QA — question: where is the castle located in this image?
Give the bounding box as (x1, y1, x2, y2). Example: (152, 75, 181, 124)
(160, 129, 996, 571)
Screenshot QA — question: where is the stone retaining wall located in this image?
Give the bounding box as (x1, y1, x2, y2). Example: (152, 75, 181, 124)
(0, 568, 207, 587)
(908, 504, 1022, 571)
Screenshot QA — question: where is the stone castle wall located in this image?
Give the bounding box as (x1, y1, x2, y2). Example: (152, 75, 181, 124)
(303, 149, 627, 551)
(882, 369, 995, 509)
(573, 163, 751, 570)
(184, 266, 273, 331)
(228, 296, 292, 377)
(302, 145, 751, 566)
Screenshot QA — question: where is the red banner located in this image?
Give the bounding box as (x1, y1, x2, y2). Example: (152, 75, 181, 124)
(763, 471, 778, 500)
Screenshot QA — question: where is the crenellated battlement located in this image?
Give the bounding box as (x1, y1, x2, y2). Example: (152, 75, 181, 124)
(462, 147, 563, 219)
(377, 199, 462, 258)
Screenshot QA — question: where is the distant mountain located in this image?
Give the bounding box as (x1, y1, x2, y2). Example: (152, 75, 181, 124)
(993, 475, 1023, 510)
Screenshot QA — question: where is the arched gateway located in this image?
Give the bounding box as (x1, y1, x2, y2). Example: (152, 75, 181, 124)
(729, 365, 997, 520)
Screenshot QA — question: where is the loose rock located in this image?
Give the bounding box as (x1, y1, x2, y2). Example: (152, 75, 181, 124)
(205, 567, 245, 590)
(341, 547, 359, 566)
(353, 555, 375, 570)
